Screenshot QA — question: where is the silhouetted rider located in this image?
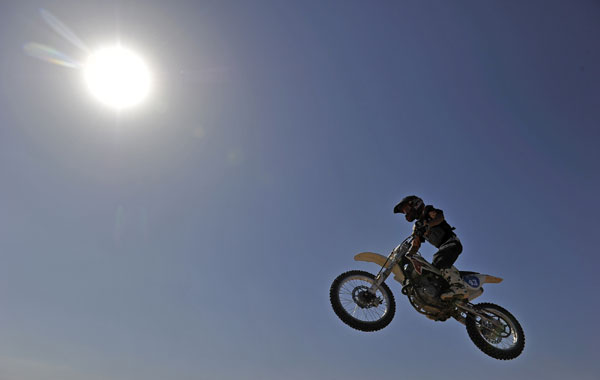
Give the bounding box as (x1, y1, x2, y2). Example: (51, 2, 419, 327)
(394, 195, 467, 300)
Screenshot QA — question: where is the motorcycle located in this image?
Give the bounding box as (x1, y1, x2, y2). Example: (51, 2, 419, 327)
(329, 235, 525, 360)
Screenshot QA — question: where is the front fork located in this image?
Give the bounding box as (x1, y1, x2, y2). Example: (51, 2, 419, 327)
(369, 264, 394, 294)
(368, 241, 412, 295)
(368, 249, 405, 295)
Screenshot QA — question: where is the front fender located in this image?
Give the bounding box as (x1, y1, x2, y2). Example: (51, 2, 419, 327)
(354, 252, 405, 284)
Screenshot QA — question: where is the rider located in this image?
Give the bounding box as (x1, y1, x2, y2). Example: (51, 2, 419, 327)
(393, 195, 467, 300)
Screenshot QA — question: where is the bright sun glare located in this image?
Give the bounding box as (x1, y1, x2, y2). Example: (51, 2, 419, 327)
(84, 46, 151, 109)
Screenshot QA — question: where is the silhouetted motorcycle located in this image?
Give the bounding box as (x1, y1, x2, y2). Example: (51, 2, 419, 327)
(330, 235, 525, 360)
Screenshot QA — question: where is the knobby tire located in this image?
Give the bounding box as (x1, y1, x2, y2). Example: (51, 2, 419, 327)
(466, 302, 525, 360)
(330, 270, 396, 332)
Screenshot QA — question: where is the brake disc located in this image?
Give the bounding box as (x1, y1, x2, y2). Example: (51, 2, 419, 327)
(352, 286, 380, 308)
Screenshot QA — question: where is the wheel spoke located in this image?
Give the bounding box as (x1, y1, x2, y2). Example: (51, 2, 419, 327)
(476, 309, 519, 350)
(334, 274, 391, 323)
(330, 270, 398, 333)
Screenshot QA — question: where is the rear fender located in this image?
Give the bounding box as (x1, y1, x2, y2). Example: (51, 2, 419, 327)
(462, 273, 503, 302)
(481, 274, 503, 284)
(354, 252, 405, 284)
(461, 272, 503, 287)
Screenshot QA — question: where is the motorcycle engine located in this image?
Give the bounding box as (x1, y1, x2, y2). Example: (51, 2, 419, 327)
(413, 274, 446, 309)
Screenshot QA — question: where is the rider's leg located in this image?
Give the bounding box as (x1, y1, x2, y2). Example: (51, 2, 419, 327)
(433, 240, 467, 300)
(432, 239, 461, 269)
(439, 266, 468, 300)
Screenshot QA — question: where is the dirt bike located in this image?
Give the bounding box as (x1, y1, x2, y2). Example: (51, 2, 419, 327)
(329, 235, 525, 360)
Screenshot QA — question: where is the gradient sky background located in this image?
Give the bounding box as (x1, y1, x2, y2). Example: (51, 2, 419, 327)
(0, 1, 599, 379)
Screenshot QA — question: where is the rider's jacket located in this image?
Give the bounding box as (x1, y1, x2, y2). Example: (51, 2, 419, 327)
(415, 205, 457, 248)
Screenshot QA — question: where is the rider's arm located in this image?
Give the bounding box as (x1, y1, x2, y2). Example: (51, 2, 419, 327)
(408, 235, 422, 255)
(411, 225, 423, 252)
(412, 235, 422, 247)
(424, 208, 444, 227)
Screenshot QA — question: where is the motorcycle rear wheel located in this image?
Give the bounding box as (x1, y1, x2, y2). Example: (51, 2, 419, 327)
(330, 270, 395, 332)
(466, 302, 525, 360)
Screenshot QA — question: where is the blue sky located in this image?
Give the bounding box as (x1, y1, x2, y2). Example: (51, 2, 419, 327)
(0, 1, 599, 379)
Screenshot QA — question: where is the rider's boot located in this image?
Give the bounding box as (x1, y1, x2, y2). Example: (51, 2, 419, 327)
(439, 266, 468, 301)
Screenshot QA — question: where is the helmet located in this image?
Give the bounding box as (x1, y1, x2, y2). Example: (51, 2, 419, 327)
(394, 195, 424, 222)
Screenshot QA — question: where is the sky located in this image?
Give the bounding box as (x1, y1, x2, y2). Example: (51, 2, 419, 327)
(0, 0, 599, 379)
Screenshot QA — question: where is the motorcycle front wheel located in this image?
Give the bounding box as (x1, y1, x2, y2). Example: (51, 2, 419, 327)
(329, 270, 396, 332)
(466, 302, 525, 360)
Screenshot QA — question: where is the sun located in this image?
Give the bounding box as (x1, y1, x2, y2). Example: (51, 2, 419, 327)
(84, 45, 151, 109)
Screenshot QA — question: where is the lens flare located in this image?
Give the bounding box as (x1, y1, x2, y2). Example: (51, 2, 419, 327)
(24, 42, 80, 68)
(40, 8, 89, 53)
